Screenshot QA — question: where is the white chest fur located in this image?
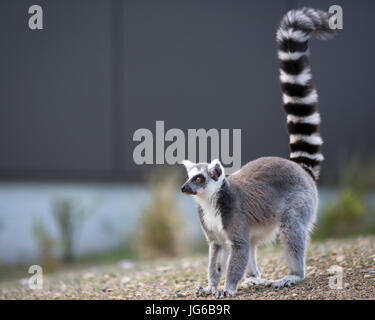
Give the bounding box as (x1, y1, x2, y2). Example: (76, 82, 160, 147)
(195, 196, 227, 242)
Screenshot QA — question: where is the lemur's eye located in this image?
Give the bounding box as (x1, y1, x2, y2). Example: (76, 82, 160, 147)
(195, 176, 204, 183)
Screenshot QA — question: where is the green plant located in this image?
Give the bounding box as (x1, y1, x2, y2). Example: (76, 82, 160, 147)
(32, 217, 59, 271)
(51, 198, 87, 263)
(316, 157, 375, 239)
(136, 170, 186, 259)
(338, 157, 375, 194)
(315, 187, 375, 239)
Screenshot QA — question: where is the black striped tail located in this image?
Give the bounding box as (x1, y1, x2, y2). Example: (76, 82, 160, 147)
(276, 8, 335, 181)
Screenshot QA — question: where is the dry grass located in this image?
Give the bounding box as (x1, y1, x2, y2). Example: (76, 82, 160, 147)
(1, 236, 374, 300)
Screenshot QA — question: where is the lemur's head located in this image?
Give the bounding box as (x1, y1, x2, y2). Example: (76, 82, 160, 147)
(181, 159, 225, 197)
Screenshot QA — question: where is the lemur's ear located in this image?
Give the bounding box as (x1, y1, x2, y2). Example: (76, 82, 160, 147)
(208, 159, 224, 181)
(181, 160, 194, 171)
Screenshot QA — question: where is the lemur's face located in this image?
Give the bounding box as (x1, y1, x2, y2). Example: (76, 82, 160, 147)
(181, 159, 224, 196)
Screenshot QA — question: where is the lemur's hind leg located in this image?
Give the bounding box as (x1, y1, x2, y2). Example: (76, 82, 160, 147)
(270, 211, 309, 289)
(246, 242, 260, 278)
(243, 241, 271, 287)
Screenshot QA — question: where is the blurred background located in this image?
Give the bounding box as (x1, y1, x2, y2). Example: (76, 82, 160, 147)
(0, 0, 374, 281)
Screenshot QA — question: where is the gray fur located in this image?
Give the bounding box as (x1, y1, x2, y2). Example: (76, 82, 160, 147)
(182, 157, 318, 297)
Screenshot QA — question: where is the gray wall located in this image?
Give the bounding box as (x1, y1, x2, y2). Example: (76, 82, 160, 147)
(0, 0, 374, 183)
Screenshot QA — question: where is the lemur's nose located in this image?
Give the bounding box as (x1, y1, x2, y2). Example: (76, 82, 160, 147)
(181, 185, 186, 193)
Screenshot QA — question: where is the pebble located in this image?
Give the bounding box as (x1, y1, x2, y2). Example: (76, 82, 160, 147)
(176, 292, 186, 298)
(120, 276, 131, 288)
(118, 260, 134, 270)
(60, 282, 67, 291)
(83, 272, 95, 280)
(19, 278, 29, 286)
(156, 266, 174, 272)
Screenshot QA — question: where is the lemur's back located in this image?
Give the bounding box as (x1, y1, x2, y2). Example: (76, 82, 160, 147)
(228, 157, 317, 225)
(229, 157, 315, 190)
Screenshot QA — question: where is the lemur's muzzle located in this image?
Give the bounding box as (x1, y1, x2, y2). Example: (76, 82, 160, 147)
(181, 182, 196, 195)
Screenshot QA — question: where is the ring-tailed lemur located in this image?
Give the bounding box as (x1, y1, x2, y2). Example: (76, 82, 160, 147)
(180, 8, 336, 298)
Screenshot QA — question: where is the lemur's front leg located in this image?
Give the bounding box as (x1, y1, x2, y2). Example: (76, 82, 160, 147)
(196, 242, 228, 297)
(215, 240, 249, 298)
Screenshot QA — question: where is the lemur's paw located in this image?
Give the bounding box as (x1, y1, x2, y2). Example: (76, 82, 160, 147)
(242, 277, 271, 287)
(215, 288, 236, 299)
(195, 286, 215, 297)
(268, 275, 303, 289)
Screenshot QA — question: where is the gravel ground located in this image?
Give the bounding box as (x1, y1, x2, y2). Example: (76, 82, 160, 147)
(1, 236, 374, 300)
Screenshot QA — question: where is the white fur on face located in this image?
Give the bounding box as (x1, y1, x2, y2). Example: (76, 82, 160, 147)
(204, 173, 224, 196)
(181, 160, 194, 172)
(181, 160, 206, 195)
(186, 166, 200, 179)
(182, 159, 225, 197)
(195, 159, 225, 198)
